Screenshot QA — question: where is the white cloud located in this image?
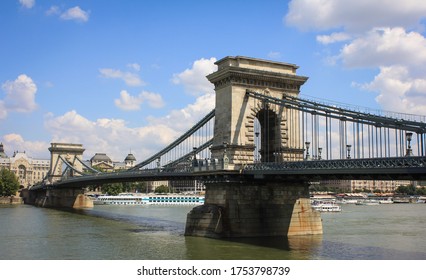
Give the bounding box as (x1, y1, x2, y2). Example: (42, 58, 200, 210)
(140, 91, 165, 109)
(99, 68, 145, 87)
(0, 101, 7, 119)
(114, 90, 165, 111)
(45, 110, 94, 132)
(60, 6, 89, 22)
(2, 133, 49, 159)
(340, 28, 426, 113)
(1, 74, 37, 118)
(172, 57, 217, 96)
(286, 0, 426, 32)
(285, 0, 426, 114)
(19, 0, 34, 9)
(127, 63, 141, 71)
(147, 92, 215, 132)
(340, 28, 426, 69)
(114, 90, 142, 111)
(267, 51, 282, 59)
(46, 6, 60, 16)
(44, 110, 179, 162)
(358, 66, 426, 115)
(6, 57, 217, 162)
(317, 32, 351, 44)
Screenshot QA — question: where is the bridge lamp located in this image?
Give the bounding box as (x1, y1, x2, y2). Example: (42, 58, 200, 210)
(192, 147, 198, 167)
(273, 151, 280, 163)
(346, 145, 352, 159)
(406, 132, 413, 156)
(305, 142, 310, 160)
(255, 132, 260, 162)
(318, 147, 322, 160)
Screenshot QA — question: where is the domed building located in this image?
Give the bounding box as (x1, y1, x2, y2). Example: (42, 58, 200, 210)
(124, 153, 136, 168)
(0, 143, 7, 158)
(84, 152, 137, 172)
(90, 153, 114, 172)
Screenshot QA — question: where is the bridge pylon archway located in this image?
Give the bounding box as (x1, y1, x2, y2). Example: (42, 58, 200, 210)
(207, 56, 308, 168)
(48, 143, 85, 183)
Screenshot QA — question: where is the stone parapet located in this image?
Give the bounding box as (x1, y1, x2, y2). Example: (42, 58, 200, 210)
(0, 196, 23, 204)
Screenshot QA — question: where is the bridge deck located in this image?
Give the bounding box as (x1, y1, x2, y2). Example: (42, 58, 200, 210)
(31, 156, 426, 190)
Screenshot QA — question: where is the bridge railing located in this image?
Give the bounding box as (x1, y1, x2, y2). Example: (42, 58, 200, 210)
(243, 156, 426, 172)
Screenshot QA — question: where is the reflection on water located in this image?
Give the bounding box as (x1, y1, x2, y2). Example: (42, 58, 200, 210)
(185, 235, 323, 260)
(1, 203, 426, 259)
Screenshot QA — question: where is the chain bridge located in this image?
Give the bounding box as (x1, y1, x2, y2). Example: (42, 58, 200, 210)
(27, 56, 426, 238)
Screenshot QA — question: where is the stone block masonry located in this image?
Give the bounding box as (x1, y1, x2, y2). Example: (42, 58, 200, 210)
(0, 196, 23, 204)
(25, 188, 93, 209)
(185, 180, 322, 238)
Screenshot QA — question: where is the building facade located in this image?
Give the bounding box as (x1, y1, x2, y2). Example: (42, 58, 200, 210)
(0, 144, 50, 188)
(318, 179, 413, 193)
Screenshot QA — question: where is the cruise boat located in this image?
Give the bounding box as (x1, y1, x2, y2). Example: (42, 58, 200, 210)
(378, 198, 394, 204)
(311, 200, 342, 212)
(93, 193, 205, 206)
(355, 199, 380, 206)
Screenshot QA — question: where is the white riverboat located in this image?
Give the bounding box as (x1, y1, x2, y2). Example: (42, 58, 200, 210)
(311, 200, 342, 212)
(93, 193, 205, 206)
(355, 199, 380, 206)
(379, 198, 394, 204)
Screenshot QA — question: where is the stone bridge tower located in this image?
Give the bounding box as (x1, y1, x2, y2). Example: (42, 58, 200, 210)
(207, 56, 308, 168)
(48, 143, 85, 183)
(185, 57, 322, 239)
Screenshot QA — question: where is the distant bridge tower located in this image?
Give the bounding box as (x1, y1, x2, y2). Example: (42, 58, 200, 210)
(207, 56, 308, 168)
(48, 143, 85, 183)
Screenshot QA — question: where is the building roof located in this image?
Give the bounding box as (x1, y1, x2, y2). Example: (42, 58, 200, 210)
(90, 153, 112, 163)
(124, 153, 136, 161)
(0, 143, 7, 158)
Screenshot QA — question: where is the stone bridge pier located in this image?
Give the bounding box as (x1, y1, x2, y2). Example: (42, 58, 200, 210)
(25, 188, 93, 209)
(185, 179, 322, 238)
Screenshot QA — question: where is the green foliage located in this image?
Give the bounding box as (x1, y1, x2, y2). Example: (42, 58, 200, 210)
(102, 183, 123, 196)
(155, 185, 170, 194)
(100, 182, 148, 195)
(417, 187, 426, 195)
(130, 182, 147, 193)
(0, 168, 20, 196)
(395, 185, 422, 195)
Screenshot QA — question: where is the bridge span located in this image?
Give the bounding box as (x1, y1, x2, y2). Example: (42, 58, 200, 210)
(28, 56, 426, 239)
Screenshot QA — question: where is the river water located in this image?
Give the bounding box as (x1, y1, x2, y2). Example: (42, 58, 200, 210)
(1, 203, 426, 260)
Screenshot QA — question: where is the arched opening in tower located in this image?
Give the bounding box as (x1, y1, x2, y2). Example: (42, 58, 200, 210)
(255, 108, 278, 163)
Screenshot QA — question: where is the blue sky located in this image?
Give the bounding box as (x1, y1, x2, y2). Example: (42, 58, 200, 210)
(1, 0, 426, 161)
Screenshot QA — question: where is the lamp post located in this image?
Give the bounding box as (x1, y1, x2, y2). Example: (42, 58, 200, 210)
(318, 147, 323, 160)
(346, 144, 352, 159)
(192, 147, 198, 167)
(405, 132, 413, 156)
(156, 157, 160, 172)
(255, 131, 259, 163)
(222, 142, 229, 169)
(273, 152, 279, 163)
(305, 141, 311, 160)
(274, 149, 282, 163)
